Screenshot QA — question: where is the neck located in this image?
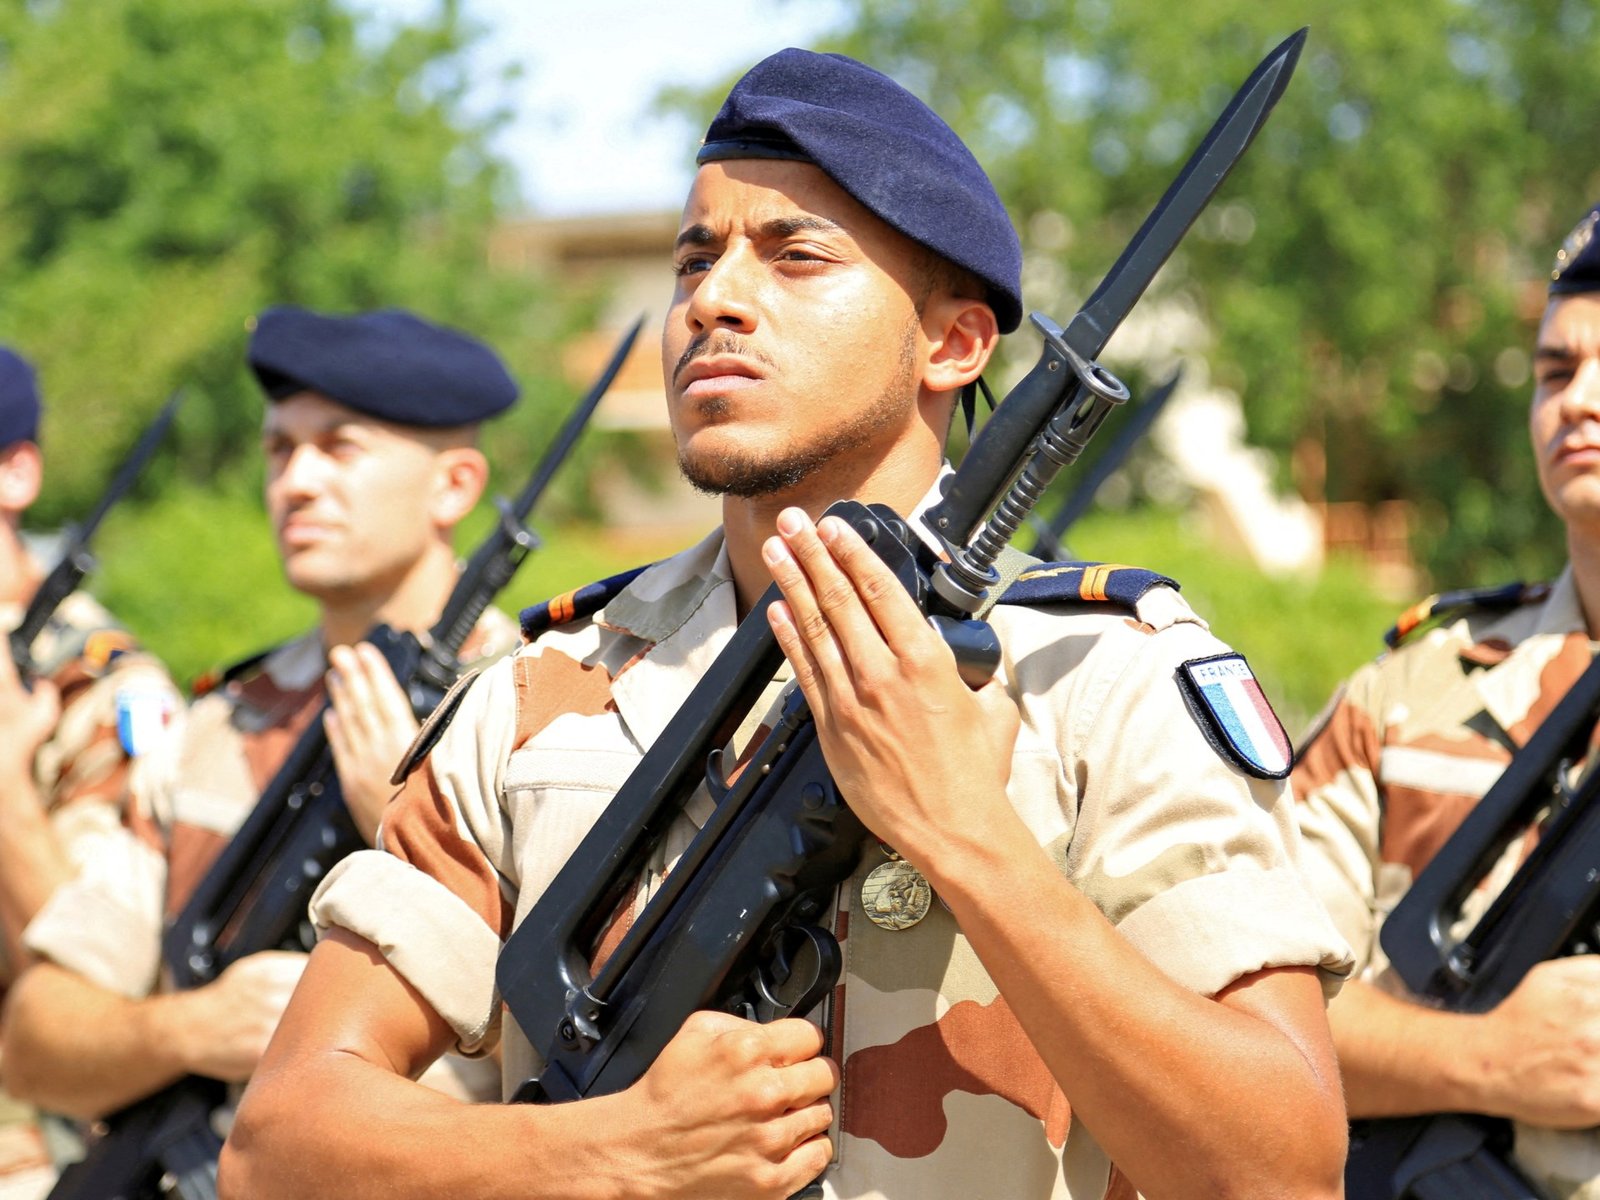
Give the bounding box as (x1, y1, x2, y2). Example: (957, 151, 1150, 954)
(0, 522, 39, 610)
(722, 446, 943, 617)
(1569, 531, 1600, 640)
(315, 540, 460, 649)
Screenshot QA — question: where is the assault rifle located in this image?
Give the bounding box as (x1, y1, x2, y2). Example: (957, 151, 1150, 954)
(496, 32, 1307, 1196)
(1025, 367, 1181, 561)
(9, 390, 182, 680)
(1344, 653, 1600, 1199)
(45, 319, 642, 1200)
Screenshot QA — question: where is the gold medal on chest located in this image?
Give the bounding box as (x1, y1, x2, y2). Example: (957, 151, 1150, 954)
(860, 858, 933, 931)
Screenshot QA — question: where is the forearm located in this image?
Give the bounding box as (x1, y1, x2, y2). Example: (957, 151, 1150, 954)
(1330, 978, 1498, 1118)
(925, 815, 1344, 1200)
(0, 962, 194, 1119)
(225, 1048, 625, 1200)
(0, 778, 71, 977)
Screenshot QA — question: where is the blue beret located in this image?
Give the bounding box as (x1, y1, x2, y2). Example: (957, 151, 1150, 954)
(1550, 202, 1600, 296)
(247, 307, 518, 427)
(698, 48, 1024, 334)
(0, 346, 40, 448)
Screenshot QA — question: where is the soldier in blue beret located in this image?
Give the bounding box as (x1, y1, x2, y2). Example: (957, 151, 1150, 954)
(1, 311, 524, 1142)
(1289, 200, 1600, 1199)
(232, 50, 1349, 1200)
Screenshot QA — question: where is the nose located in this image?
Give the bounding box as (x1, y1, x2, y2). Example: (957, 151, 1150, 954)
(274, 442, 328, 500)
(1560, 357, 1600, 423)
(684, 246, 759, 336)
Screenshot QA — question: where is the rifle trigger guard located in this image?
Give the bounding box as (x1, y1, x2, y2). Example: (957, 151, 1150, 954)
(752, 924, 842, 1022)
(705, 748, 733, 802)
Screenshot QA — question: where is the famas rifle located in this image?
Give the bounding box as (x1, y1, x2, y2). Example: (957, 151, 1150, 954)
(45, 319, 642, 1200)
(495, 36, 1307, 1200)
(1344, 654, 1600, 1199)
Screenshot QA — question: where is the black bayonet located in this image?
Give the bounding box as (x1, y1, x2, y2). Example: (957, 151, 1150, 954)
(925, 28, 1307, 578)
(9, 389, 182, 678)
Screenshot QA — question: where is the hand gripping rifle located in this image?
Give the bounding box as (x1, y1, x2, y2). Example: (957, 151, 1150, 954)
(9, 390, 182, 681)
(496, 33, 1306, 1195)
(44, 319, 642, 1200)
(1344, 654, 1600, 1200)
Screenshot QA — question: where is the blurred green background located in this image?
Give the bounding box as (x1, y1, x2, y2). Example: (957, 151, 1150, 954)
(8, 0, 1594, 741)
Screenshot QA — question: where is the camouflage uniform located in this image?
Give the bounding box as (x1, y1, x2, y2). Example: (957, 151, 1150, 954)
(1293, 565, 1600, 1197)
(311, 524, 1352, 1200)
(22, 608, 520, 1114)
(0, 590, 178, 1200)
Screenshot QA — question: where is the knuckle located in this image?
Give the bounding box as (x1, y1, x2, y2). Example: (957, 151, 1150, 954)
(815, 578, 856, 612)
(798, 609, 832, 641)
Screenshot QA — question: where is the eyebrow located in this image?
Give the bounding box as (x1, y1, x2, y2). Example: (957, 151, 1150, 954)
(1535, 345, 1578, 362)
(673, 214, 846, 252)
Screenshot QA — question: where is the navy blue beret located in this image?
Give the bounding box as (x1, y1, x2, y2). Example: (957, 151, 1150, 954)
(698, 48, 1024, 334)
(0, 346, 40, 448)
(247, 307, 518, 427)
(1551, 202, 1600, 297)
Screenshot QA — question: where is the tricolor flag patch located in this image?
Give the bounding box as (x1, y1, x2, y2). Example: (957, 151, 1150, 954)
(115, 686, 174, 757)
(1178, 653, 1292, 779)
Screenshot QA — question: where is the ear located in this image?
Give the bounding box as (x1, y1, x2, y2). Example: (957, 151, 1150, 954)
(428, 446, 489, 530)
(920, 296, 1001, 396)
(0, 442, 43, 517)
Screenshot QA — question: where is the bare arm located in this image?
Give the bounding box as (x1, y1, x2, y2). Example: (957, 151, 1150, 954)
(0, 952, 304, 1120)
(763, 507, 1345, 1200)
(223, 927, 838, 1200)
(0, 646, 66, 975)
(1333, 958, 1600, 1128)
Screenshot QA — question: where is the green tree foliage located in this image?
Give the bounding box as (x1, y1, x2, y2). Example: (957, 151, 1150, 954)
(0, 0, 590, 525)
(810, 0, 1600, 585)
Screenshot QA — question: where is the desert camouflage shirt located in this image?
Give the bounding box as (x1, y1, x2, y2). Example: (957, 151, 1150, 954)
(312, 521, 1352, 1200)
(23, 608, 519, 1109)
(0, 589, 177, 1199)
(1292, 565, 1600, 1198)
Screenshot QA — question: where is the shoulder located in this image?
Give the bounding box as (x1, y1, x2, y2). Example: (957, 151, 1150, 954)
(1383, 580, 1551, 650)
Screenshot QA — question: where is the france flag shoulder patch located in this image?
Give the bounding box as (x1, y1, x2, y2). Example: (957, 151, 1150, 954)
(1177, 653, 1292, 780)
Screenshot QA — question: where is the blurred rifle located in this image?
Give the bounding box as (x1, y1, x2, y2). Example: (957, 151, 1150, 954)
(1024, 367, 1181, 561)
(45, 319, 642, 1200)
(9, 390, 182, 680)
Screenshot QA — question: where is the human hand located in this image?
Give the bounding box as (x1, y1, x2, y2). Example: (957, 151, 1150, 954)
(0, 639, 59, 798)
(762, 507, 1021, 878)
(603, 1010, 837, 1199)
(325, 642, 420, 844)
(1478, 955, 1600, 1127)
(182, 951, 308, 1083)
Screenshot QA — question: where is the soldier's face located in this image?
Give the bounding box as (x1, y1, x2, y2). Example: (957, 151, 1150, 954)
(261, 392, 440, 601)
(661, 159, 932, 499)
(1531, 293, 1600, 534)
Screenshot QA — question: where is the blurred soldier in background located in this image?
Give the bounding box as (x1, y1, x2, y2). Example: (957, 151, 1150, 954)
(1294, 199, 1600, 1197)
(0, 308, 522, 1143)
(0, 346, 180, 1200)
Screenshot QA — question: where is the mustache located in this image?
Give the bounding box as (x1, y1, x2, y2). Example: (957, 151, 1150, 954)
(672, 332, 775, 386)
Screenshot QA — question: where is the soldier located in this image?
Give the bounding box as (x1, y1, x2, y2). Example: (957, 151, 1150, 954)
(0, 346, 179, 1199)
(0, 308, 522, 1134)
(1292, 200, 1600, 1197)
(223, 51, 1352, 1200)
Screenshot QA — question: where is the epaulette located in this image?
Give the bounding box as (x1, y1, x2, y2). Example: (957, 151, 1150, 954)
(191, 645, 274, 698)
(520, 564, 651, 641)
(1384, 581, 1550, 649)
(997, 561, 1179, 610)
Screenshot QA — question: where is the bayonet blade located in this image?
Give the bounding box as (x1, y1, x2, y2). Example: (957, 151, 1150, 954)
(79, 388, 184, 536)
(1065, 27, 1307, 361)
